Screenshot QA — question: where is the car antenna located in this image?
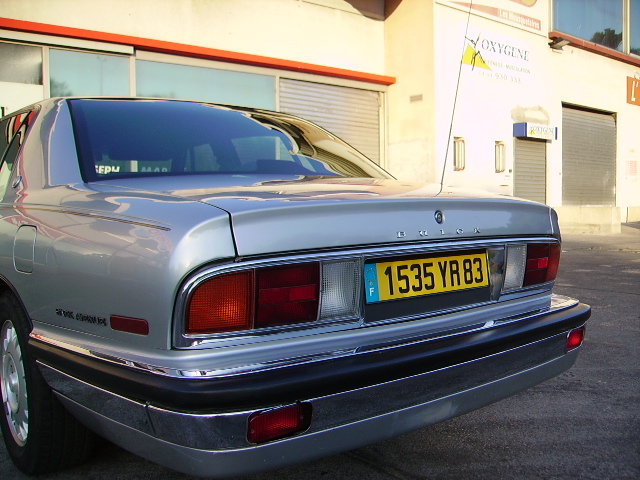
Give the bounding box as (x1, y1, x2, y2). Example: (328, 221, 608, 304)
(438, 0, 475, 195)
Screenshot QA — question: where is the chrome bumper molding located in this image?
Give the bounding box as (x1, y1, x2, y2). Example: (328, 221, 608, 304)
(39, 319, 582, 478)
(45, 343, 579, 478)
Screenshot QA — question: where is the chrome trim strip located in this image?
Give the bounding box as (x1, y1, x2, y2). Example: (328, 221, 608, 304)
(9, 205, 172, 231)
(31, 294, 579, 380)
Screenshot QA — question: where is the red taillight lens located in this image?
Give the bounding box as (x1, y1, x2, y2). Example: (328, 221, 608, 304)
(256, 263, 320, 328)
(185, 263, 320, 335)
(524, 243, 561, 286)
(247, 403, 312, 444)
(566, 326, 586, 352)
(186, 271, 254, 334)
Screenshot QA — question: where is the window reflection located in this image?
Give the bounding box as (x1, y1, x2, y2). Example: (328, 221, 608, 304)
(632, 0, 640, 56)
(136, 60, 275, 109)
(553, 0, 623, 51)
(0, 111, 34, 198)
(68, 99, 386, 181)
(49, 49, 129, 96)
(0, 43, 42, 85)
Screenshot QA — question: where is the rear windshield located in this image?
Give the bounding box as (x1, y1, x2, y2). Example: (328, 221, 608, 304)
(68, 99, 390, 181)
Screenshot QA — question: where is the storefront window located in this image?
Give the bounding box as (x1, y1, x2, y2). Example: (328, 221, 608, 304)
(0, 43, 42, 85)
(553, 0, 623, 51)
(136, 60, 275, 109)
(49, 49, 129, 96)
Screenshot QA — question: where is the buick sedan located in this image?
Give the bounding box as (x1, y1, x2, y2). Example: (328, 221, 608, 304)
(0, 97, 590, 477)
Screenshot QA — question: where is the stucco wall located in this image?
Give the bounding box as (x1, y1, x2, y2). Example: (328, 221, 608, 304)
(549, 45, 640, 224)
(2, 0, 387, 75)
(384, 0, 437, 184)
(433, 2, 551, 197)
(430, 0, 640, 233)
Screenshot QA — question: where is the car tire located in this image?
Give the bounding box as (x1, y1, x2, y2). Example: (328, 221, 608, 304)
(0, 291, 97, 474)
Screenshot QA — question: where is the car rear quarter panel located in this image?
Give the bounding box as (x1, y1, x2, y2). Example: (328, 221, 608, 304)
(0, 102, 238, 350)
(1, 199, 235, 350)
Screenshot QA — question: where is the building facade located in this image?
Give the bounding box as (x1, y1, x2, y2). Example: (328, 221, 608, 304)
(1, 0, 639, 232)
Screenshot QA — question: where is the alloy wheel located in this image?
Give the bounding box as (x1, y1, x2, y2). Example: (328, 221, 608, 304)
(1, 319, 28, 446)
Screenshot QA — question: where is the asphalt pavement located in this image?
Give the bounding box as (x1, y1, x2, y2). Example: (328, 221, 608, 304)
(2, 230, 639, 480)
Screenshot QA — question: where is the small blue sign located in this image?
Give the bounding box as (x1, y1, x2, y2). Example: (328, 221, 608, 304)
(364, 264, 380, 303)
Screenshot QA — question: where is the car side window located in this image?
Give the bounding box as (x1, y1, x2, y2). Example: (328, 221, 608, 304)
(0, 112, 33, 199)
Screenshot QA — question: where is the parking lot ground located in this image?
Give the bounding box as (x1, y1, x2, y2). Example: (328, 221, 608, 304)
(2, 231, 639, 480)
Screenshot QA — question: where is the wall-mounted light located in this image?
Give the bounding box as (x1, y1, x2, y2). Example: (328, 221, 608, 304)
(549, 37, 570, 50)
(453, 137, 466, 171)
(495, 141, 506, 173)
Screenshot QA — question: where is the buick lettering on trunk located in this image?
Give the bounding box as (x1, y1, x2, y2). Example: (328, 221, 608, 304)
(0, 98, 590, 478)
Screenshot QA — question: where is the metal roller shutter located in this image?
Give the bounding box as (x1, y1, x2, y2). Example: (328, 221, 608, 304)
(514, 138, 547, 204)
(562, 107, 616, 206)
(279, 78, 381, 164)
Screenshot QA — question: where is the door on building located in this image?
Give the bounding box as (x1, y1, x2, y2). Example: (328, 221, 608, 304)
(513, 138, 547, 204)
(562, 106, 616, 206)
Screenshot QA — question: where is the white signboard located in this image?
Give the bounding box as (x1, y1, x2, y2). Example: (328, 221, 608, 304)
(461, 29, 533, 85)
(513, 122, 557, 140)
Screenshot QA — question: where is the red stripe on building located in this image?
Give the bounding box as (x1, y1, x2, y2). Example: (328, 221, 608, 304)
(0, 17, 396, 85)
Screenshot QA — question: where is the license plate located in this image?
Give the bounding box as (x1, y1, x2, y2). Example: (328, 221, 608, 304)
(364, 252, 490, 303)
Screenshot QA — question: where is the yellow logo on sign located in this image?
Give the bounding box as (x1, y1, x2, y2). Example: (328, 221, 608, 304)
(462, 45, 491, 70)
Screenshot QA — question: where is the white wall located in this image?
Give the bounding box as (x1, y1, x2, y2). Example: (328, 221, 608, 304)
(434, 2, 552, 197)
(431, 0, 640, 232)
(384, 0, 437, 184)
(549, 45, 640, 224)
(3, 0, 386, 75)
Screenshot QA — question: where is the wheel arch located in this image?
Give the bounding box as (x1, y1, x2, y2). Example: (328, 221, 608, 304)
(0, 275, 32, 329)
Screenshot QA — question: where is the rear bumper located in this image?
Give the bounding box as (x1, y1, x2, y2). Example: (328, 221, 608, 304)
(34, 301, 590, 478)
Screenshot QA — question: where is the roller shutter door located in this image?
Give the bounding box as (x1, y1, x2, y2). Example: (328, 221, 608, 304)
(562, 107, 616, 206)
(279, 78, 381, 164)
(514, 138, 546, 204)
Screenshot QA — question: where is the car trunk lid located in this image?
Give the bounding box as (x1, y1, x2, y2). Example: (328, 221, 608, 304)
(90, 176, 556, 256)
(185, 177, 556, 256)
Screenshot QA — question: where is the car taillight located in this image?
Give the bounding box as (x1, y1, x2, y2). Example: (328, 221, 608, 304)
(186, 271, 254, 334)
(256, 263, 319, 328)
(524, 243, 561, 286)
(247, 403, 312, 444)
(185, 262, 321, 335)
(502, 242, 560, 292)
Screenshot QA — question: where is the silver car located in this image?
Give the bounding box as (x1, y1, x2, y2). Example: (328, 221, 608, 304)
(0, 97, 590, 477)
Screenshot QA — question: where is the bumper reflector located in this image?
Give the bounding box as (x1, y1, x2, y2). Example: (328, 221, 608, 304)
(110, 316, 149, 335)
(248, 403, 312, 444)
(566, 326, 586, 352)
